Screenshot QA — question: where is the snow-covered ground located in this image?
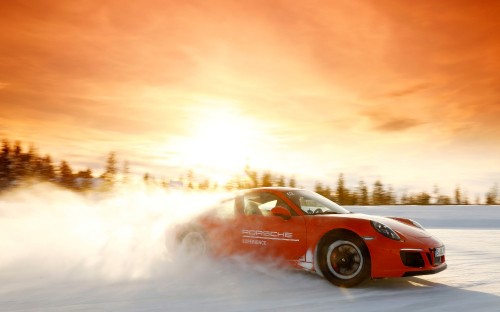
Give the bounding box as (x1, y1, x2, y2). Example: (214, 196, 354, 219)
(0, 185, 499, 311)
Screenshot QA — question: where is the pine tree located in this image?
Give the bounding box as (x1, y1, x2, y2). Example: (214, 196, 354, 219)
(336, 174, 347, 205)
(40, 155, 56, 181)
(486, 183, 498, 205)
(315, 182, 332, 200)
(436, 195, 452, 205)
(261, 171, 273, 187)
(372, 180, 385, 205)
(454, 186, 462, 205)
(11, 141, 25, 182)
(28, 146, 44, 180)
(0, 139, 11, 189)
(357, 180, 369, 206)
(314, 182, 324, 197)
(417, 192, 431, 205)
(58, 160, 75, 189)
(101, 152, 118, 189)
(386, 186, 396, 205)
(277, 175, 286, 187)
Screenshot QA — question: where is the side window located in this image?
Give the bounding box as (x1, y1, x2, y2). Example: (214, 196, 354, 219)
(215, 198, 236, 219)
(243, 192, 296, 217)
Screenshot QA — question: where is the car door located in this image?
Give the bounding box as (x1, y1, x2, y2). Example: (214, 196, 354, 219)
(236, 191, 307, 261)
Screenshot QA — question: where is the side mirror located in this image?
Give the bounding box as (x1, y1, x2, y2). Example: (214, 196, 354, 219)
(271, 206, 292, 220)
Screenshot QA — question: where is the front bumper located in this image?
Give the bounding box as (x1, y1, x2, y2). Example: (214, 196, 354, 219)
(367, 237, 447, 278)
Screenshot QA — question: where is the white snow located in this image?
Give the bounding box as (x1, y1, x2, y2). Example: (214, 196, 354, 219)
(0, 185, 499, 311)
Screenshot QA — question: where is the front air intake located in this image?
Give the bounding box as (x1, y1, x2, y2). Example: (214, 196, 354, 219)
(400, 251, 425, 268)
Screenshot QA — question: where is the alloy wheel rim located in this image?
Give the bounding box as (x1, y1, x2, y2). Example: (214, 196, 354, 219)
(326, 240, 363, 280)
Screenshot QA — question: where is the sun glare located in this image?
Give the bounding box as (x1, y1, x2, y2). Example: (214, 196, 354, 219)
(176, 109, 265, 182)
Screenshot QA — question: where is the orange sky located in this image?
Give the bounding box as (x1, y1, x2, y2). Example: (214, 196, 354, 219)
(1, 0, 499, 196)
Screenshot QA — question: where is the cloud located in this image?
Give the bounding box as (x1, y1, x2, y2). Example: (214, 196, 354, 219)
(374, 117, 423, 132)
(361, 106, 425, 132)
(375, 83, 433, 99)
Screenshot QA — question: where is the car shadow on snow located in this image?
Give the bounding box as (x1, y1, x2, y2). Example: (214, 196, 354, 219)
(336, 276, 500, 311)
(361, 276, 444, 289)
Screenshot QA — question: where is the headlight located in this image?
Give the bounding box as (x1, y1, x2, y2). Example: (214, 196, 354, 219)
(371, 221, 401, 241)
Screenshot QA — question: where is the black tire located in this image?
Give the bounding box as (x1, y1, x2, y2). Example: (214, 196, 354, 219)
(318, 234, 370, 287)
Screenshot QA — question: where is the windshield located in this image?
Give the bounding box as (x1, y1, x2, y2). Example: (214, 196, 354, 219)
(283, 190, 350, 215)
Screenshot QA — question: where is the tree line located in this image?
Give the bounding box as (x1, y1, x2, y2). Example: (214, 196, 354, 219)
(225, 169, 498, 205)
(0, 139, 121, 192)
(0, 139, 498, 205)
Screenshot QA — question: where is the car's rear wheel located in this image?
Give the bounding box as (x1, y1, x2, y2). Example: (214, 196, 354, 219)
(318, 234, 370, 287)
(178, 230, 208, 259)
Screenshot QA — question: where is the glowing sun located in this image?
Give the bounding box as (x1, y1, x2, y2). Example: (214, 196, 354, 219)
(176, 109, 265, 182)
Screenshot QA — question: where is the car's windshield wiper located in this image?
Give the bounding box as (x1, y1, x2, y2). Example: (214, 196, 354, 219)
(319, 211, 340, 214)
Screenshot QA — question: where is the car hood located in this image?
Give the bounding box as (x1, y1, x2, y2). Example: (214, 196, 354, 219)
(317, 213, 432, 238)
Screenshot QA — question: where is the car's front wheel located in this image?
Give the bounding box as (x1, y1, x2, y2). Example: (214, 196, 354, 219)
(318, 234, 370, 287)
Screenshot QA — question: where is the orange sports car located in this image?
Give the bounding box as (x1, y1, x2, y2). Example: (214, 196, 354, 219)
(176, 187, 447, 287)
